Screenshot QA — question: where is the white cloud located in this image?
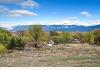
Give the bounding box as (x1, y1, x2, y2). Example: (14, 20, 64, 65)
(0, 0, 24, 5)
(63, 20, 77, 25)
(1, 16, 100, 29)
(10, 10, 37, 17)
(20, 0, 39, 8)
(0, 0, 39, 8)
(0, 5, 9, 13)
(0, 19, 100, 29)
(0, 0, 39, 17)
(63, 20, 87, 26)
(0, 0, 19, 3)
(47, 16, 78, 25)
(0, 0, 29, 4)
(89, 20, 100, 25)
(0, 23, 15, 29)
(80, 11, 92, 17)
(0, 6, 38, 17)
(46, 17, 92, 26)
(46, 19, 88, 26)
(91, 20, 100, 23)
(68, 16, 78, 20)
(0, 21, 38, 29)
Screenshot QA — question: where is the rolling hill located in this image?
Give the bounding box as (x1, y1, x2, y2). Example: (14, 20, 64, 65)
(10, 24, 100, 32)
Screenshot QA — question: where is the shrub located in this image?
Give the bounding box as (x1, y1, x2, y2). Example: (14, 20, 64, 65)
(93, 30, 100, 45)
(0, 44, 7, 54)
(9, 36, 25, 49)
(83, 32, 95, 44)
(0, 29, 12, 48)
(51, 36, 64, 44)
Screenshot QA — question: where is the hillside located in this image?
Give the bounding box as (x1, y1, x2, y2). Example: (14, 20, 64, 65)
(11, 25, 100, 32)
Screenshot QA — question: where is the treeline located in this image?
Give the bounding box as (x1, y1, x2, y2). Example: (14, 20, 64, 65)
(49, 30, 100, 45)
(0, 25, 100, 53)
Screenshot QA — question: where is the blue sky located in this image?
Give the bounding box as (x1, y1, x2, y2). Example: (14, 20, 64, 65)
(0, 0, 100, 29)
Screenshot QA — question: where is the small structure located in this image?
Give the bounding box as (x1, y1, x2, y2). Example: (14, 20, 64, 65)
(73, 39, 80, 43)
(48, 40, 54, 44)
(45, 40, 56, 48)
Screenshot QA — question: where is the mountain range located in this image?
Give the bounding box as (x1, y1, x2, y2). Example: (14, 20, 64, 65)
(11, 24, 100, 32)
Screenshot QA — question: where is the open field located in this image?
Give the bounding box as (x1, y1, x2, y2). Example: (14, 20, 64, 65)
(0, 43, 100, 67)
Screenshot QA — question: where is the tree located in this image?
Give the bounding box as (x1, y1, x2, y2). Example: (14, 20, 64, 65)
(83, 32, 95, 44)
(93, 30, 100, 45)
(0, 28, 12, 48)
(29, 25, 44, 48)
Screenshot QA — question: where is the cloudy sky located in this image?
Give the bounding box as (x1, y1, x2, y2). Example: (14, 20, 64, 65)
(0, 0, 100, 29)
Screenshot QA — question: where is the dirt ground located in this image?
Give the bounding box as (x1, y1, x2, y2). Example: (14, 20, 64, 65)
(0, 43, 100, 67)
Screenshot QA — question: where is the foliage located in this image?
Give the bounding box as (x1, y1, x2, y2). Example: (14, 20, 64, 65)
(29, 25, 44, 42)
(51, 36, 64, 44)
(50, 32, 74, 44)
(29, 25, 44, 48)
(83, 32, 95, 44)
(9, 36, 25, 49)
(93, 30, 100, 45)
(0, 29, 12, 48)
(0, 44, 7, 54)
(93, 30, 100, 36)
(61, 32, 73, 43)
(49, 31, 59, 36)
(0, 26, 100, 49)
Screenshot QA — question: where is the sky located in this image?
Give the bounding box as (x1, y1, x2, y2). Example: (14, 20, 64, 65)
(0, 0, 100, 29)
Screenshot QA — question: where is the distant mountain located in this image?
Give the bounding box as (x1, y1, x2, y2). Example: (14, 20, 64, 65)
(11, 25, 100, 32)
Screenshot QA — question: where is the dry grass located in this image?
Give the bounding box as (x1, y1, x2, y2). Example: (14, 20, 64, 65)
(0, 43, 100, 67)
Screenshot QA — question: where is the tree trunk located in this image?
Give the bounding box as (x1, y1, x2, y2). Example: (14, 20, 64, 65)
(34, 42, 41, 48)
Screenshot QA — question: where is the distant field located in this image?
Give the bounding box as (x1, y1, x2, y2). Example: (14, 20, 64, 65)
(0, 43, 100, 67)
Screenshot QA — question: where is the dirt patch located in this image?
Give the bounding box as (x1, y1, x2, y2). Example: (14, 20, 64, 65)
(0, 43, 100, 67)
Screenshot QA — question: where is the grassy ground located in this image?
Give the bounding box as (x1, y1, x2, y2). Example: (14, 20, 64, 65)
(0, 43, 100, 67)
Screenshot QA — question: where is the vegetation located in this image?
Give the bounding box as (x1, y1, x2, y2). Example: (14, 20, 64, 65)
(93, 30, 100, 45)
(9, 36, 25, 49)
(83, 32, 95, 44)
(29, 25, 45, 48)
(0, 25, 100, 52)
(0, 29, 12, 48)
(0, 25, 100, 67)
(0, 44, 7, 54)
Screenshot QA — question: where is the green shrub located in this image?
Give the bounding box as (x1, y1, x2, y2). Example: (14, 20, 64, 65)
(0, 28, 12, 48)
(51, 36, 64, 44)
(0, 44, 7, 54)
(9, 36, 25, 49)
